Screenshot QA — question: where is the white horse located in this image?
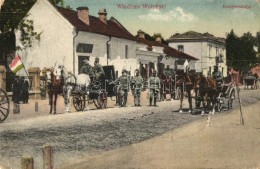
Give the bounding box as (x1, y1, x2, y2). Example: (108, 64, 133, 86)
(57, 65, 91, 113)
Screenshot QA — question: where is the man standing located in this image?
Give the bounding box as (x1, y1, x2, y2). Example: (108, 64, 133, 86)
(21, 77, 30, 103)
(148, 70, 160, 106)
(110, 69, 130, 107)
(12, 76, 21, 104)
(212, 65, 223, 89)
(93, 57, 104, 80)
(80, 58, 93, 76)
(132, 69, 143, 106)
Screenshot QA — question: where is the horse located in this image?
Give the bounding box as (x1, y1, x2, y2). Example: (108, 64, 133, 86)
(56, 65, 91, 113)
(195, 73, 219, 115)
(176, 71, 198, 114)
(46, 67, 64, 114)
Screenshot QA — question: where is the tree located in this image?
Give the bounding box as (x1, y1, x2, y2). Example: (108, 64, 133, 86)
(226, 30, 257, 71)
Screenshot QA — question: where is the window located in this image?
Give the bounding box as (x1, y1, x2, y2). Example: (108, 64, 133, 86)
(76, 43, 93, 53)
(125, 45, 128, 59)
(78, 56, 89, 73)
(178, 45, 184, 52)
(209, 46, 211, 57)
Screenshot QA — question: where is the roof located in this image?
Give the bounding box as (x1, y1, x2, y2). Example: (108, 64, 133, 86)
(56, 7, 136, 41)
(167, 31, 225, 44)
(136, 37, 198, 61)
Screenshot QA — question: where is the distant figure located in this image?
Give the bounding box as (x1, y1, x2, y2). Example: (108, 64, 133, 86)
(212, 66, 223, 89)
(164, 65, 173, 77)
(131, 69, 143, 106)
(12, 76, 21, 104)
(21, 77, 30, 103)
(148, 70, 160, 106)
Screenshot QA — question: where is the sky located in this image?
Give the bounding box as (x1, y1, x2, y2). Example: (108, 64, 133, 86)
(64, 0, 260, 39)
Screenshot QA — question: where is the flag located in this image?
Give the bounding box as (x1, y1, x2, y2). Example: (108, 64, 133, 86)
(9, 55, 24, 74)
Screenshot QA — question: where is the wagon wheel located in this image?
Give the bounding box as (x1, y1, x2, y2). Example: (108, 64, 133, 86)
(227, 88, 235, 109)
(195, 89, 201, 108)
(72, 94, 85, 111)
(216, 96, 224, 112)
(94, 89, 107, 109)
(0, 89, 10, 123)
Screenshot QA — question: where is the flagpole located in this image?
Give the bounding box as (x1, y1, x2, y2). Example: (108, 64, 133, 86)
(17, 55, 31, 89)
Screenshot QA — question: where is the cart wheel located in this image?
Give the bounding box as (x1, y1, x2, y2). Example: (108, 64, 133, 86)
(73, 95, 85, 111)
(228, 89, 235, 109)
(97, 89, 107, 109)
(0, 89, 10, 123)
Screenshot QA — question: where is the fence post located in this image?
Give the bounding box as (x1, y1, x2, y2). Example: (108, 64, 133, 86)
(35, 102, 38, 112)
(21, 156, 34, 169)
(42, 144, 54, 169)
(13, 103, 20, 114)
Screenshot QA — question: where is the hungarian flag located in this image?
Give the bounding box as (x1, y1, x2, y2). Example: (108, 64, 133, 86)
(9, 55, 24, 74)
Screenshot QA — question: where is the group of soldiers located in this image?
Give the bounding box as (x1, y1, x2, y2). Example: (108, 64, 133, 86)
(79, 57, 162, 107)
(110, 68, 161, 107)
(80, 57, 224, 107)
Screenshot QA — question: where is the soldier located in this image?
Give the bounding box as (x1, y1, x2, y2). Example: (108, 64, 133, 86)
(110, 69, 130, 107)
(164, 65, 172, 77)
(21, 77, 30, 103)
(212, 65, 223, 89)
(93, 57, 104, 80)
(131, 69, 143, 106)
(148, 70, 160, 106)
(80, 58, 93, 76)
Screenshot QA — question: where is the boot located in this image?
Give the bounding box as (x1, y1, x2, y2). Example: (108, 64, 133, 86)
(149, 98, 152, 106)
(134, 97, 137, 106)
(138, 97, 141, 106)
(154, 97, 158, 107)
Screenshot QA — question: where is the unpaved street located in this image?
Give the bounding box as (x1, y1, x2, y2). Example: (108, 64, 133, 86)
(0, 88, 259, 169)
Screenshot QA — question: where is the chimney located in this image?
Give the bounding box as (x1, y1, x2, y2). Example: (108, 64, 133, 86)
(77, 7, 89, 25)
(137, 30, 145, 39)
(154, 33, 162, 43)
(98, 8, 107, 24)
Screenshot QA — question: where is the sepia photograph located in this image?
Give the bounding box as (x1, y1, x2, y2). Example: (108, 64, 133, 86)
(0, 0, 260, 168)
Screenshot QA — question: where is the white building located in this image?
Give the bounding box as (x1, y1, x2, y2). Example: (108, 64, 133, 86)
(167, 31, 227, 76)
(15, 0, 139, 76)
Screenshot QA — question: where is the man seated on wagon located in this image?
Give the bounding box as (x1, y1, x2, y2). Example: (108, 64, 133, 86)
(93, 57, 105, 81)
(80, 58, 93, 77)
(212, 65, 223, 90)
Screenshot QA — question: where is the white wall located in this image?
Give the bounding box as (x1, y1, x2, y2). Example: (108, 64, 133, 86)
(15, 0, 75, 75)
(75, 31, 138, 75)
(169, 41, 227, 76)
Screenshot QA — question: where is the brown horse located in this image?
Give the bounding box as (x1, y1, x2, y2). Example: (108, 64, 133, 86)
(176, 71, 198, 114)
(46, 68, 64, 114)
(195, 73, 219, 115)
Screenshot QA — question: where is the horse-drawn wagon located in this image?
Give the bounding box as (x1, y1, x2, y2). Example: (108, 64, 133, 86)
(70, 65, 126, 111)
(243, 74, 258, 90)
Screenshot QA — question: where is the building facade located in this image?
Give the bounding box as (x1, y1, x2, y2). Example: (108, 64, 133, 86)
(167, 31, 227, 76)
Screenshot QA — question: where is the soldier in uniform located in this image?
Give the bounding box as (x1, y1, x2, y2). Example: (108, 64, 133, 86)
(110, 69, 130, 107)
(93, 57, 104, 80)
(148, 70, 161, 106)
(131, 69, 143, 106)
(80, 58, 93, 76)
(212, 65, 223, 89)
(164, 65, 172, 77)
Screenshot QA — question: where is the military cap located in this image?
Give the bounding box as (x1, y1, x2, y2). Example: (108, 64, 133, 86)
(95, 57, 99, 62)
